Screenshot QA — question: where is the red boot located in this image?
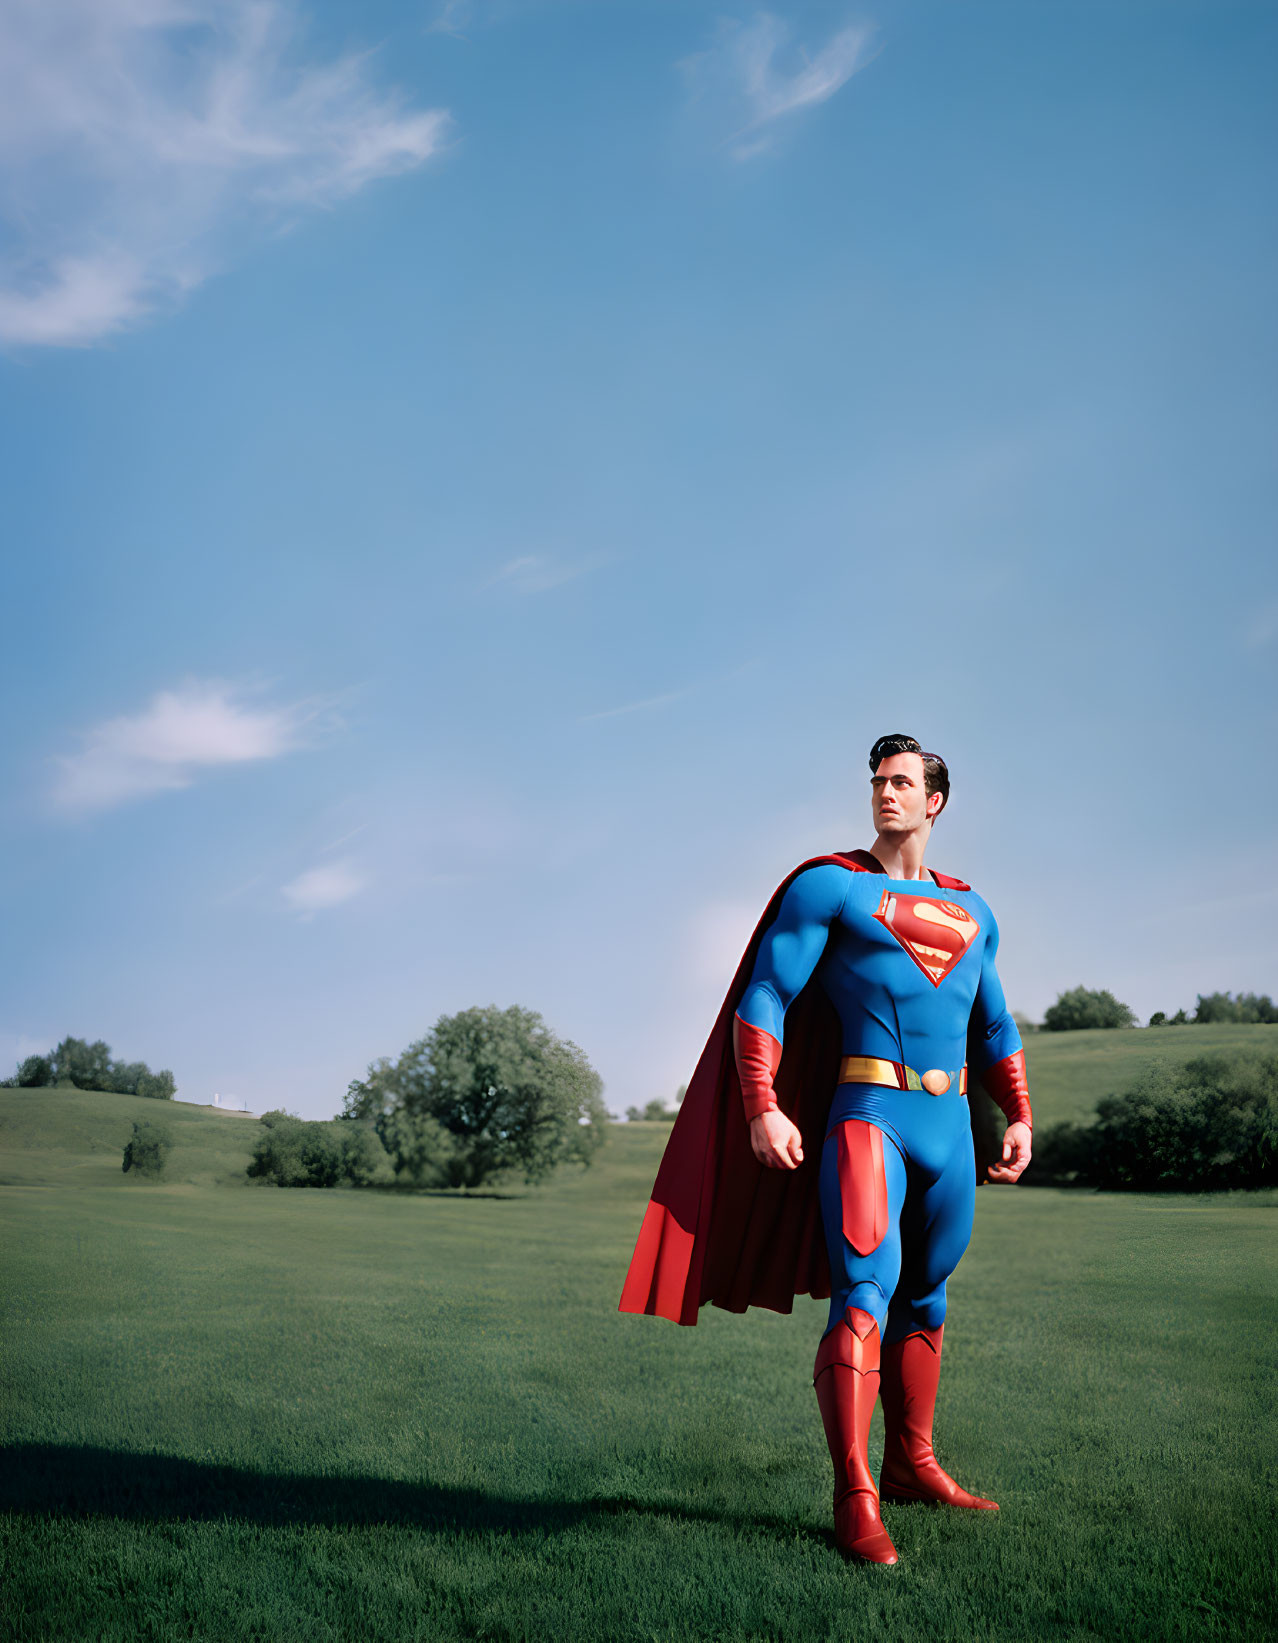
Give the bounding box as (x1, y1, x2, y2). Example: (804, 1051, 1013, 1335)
(879, 1326, 998, 1510)
(813, 1308, 898, 1564)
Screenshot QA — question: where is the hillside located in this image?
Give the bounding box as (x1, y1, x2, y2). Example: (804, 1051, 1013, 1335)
(1, 1024, 1271, 1190)
(0, 1087, 259, 1189)
(1020, 1021, 1276, 1125)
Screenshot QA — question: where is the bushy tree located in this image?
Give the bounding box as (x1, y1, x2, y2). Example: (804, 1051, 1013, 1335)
(122, 1120, 172, 1178)
(247, 1110, 390, 1188)
(1194, 992, 1278, 1025)
(1042, 987, 1136, 1032)
(135, 1069, 177, 1100)
(16, 1054, 53, 1086)
(364, 1004, 608, 1190)
(1029, 1051, 1278, 1191)
(340, 1057, 400, 1121)
(50, 1037, 114, 1088)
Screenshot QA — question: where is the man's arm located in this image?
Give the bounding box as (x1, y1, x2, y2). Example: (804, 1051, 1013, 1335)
(969, 914, 1033, 1183)
(735, 866, 848, 1170)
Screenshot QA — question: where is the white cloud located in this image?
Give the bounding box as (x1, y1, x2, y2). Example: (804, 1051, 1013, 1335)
(484, 553, 607, 594)
(281, 859, 366, 913)
(0, 0, 450, 347)
(52, 679, 323, 811)
(683, 12, 873, 159)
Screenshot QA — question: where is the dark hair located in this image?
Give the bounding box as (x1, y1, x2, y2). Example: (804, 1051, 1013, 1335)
(868, 733, 950, 814)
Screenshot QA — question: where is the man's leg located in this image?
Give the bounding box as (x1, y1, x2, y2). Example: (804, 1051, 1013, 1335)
(815, 1120, 907, 1563)
(879, 1124, 996, 1510)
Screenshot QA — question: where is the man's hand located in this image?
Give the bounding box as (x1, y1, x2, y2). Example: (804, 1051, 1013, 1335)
(986, 1120, 1032, 1184)
(750, 1110, 804, 1170)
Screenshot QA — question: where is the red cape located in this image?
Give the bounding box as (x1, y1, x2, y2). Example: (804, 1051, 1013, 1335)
(618, 848, 975, 1326)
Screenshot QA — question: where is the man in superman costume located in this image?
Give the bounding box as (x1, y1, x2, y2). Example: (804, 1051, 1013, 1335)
(619, 734, 1033, 1566)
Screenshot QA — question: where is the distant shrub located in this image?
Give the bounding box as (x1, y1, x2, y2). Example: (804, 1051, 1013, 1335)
(1148, 1010, 1190, 1027)
(247, 1110, 390, 1188)
(626, 1088, 685, 1122)
(122, 1120, 173, 1178)
(1029, 1051, 1278, 1191)
(1043, 987, 1136, 1032)
(625, 1100, 679, 1122)
(17, 1055, 53, 1086)
(1193, 992, 1278, 1025)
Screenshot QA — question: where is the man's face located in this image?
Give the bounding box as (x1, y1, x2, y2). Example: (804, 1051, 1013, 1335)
(870, 752, 937, 835)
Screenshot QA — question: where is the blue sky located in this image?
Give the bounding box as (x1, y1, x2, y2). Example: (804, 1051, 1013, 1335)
(2, 0, 1275, 1119)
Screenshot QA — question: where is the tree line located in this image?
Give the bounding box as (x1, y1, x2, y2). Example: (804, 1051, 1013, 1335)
(1032, 987, 1276, 1033)
(2, 1036, 176, 1098)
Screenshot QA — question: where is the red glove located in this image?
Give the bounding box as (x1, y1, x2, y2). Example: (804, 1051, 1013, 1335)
(981, 1048, 1032, 1130)
(733, 1014, 782, 1121)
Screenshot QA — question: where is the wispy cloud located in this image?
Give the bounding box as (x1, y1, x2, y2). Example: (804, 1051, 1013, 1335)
(52, 679, 329, 812)
(484, 553, 606, 594)
(580, 659, 758, 724)
(579, 690, 686, 724)
(428, 0, 474, 37)
(281, 859, 366, 914)
(683, 12, 873, 160)
(0, 0, 449, 347)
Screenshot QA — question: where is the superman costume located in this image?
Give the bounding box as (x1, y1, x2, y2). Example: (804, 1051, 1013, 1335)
(619, 846, 1032, 1564)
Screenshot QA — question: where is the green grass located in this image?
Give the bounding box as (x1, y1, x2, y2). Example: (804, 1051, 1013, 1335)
(0, 1086, 258, 1190)
(2, 1080, 1276, 1643)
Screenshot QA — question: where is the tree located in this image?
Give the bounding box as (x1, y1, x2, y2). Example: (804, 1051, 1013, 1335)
(1194, 992, 1278, 1025)
(50, 1036, 114, 1088)
(135, 1069, 176, 1100)
(1042, 987, 1136, 1032)
(367, 1004, 608, 1190)
(340, 1057, 400, 1121)
(247, 1111, 390, 1188)
(122, 1120, 172, 1178)
(16, 1054, 53, 1086)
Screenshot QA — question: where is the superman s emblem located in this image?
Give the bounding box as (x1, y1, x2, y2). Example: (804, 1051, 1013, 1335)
(873, 892, 980, 986)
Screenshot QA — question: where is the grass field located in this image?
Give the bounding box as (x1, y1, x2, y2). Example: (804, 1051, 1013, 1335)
(2, 1032, 1276, 1642)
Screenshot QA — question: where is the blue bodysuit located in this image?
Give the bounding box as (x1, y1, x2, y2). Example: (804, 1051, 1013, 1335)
(736, 864, 1022, 1344)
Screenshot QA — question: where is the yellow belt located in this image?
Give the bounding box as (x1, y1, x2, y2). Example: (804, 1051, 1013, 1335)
(838, 1056, 967, 1097)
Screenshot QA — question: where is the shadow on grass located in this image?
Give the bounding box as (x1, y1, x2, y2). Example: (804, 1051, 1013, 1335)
(0, 1444, 828, 1545)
